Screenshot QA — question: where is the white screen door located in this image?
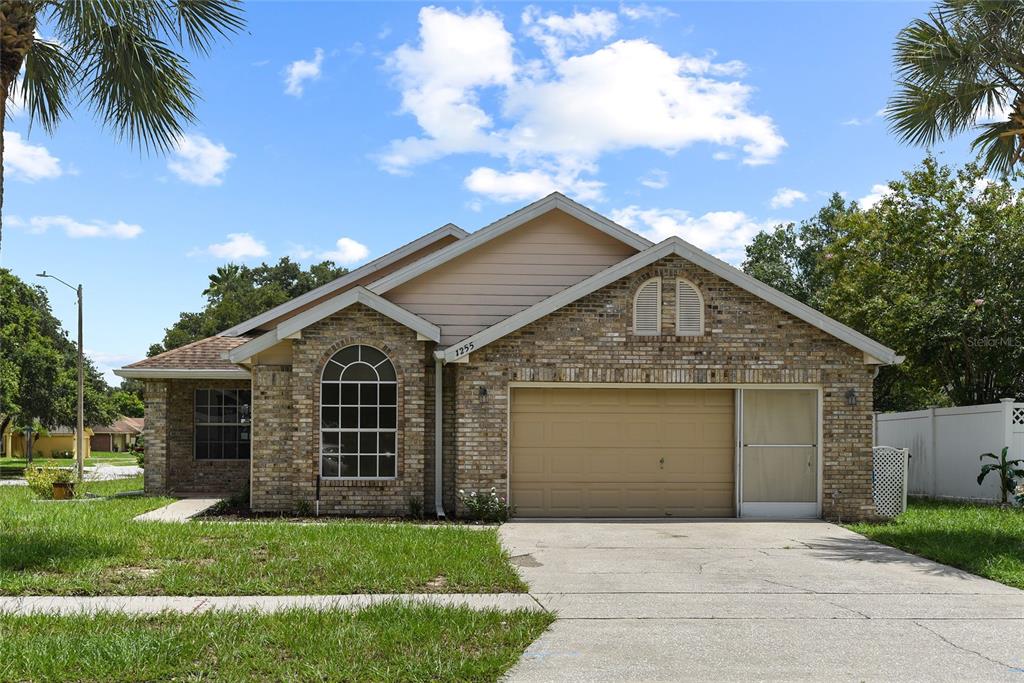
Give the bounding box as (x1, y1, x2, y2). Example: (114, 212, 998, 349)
(740, 389, 819, 518)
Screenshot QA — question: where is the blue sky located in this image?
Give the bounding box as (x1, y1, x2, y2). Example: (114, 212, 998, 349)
(3, 1, 979, 384)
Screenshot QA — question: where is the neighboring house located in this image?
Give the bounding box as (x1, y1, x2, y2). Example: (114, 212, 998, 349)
(117, 193, 901, 520)
(2, 426, 93, 459)
(91, 417, 144, 452)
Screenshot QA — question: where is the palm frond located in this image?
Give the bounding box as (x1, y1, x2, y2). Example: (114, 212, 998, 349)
(82, 23, 198, 154)
(175, 0, 245, 55)
(972, 119, 1024, 178)
(19, 39, 78, 135)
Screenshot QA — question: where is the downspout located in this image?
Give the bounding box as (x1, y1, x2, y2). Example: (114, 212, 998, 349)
(434, 355, 446, 519)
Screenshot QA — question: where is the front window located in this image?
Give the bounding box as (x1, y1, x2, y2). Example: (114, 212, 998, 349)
(194, 389, 251, 460)
(320, 345, 397, 479)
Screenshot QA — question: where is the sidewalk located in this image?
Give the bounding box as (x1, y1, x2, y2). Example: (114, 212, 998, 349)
(0, 593, 543, 616)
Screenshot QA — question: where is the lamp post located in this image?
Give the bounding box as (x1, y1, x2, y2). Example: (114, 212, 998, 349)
(37, 271, 85, 481)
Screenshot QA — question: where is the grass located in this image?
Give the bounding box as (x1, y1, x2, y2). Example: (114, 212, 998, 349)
(0, 603, 553, 682)
(1, 451, 138, 479)
(848, 497, 1024, 589)
(0, 477, 526, 596)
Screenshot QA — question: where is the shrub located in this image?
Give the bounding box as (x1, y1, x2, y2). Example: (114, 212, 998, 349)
(135, 452, 145, 466)
(25, 466, 76, 499)
(408, 495, 424, 519)
(458, 487, 514, 523)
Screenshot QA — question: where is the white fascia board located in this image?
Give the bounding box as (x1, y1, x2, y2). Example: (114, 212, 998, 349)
(442, 237, 902, 365)
(275, 287, 441, 343)
(368, 193, 652, 296)
(114, 368, 251, 380)
(218, 223, 467, 337)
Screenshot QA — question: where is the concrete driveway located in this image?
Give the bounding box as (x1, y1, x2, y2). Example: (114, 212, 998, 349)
(500, 520, 1024, 682)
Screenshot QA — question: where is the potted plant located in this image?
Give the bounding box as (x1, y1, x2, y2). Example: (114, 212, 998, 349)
(51, 469, 77, 500)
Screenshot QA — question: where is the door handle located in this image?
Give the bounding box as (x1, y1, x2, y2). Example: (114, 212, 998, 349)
(659, 456, 665, 469)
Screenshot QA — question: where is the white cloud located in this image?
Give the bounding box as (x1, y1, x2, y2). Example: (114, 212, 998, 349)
(87, 350, 138, 385)
(465, 165, 603, 202)
(287, 243, 315, 261)
(320, 237, 369, 264)
(522, 6, 618, 62)
(381, 8, 785, 200)
(639, 169, 668, 189)
(168, 134, 233, 186)
(10, 214, 142, 239)
(3, 132, 62, 181)
(611, 205, 771, 264)
(199, 233, 268, 260)
(284, 48, 325, 97)
(769, 187, 807, 209)
(858, 183, 892, 209)
(619, 4, 677, 22)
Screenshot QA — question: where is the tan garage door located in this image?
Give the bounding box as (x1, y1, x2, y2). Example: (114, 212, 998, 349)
(510, 387, 735, 517)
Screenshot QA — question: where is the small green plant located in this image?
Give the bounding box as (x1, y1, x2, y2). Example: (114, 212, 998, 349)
(408, 495, 424, 519)
(294, 499, 312, 517)
(458, 487, 514, 523)
(24, 466, 76, 499)
(135, 452, 145, 466)
(978, 447, 1024, 505)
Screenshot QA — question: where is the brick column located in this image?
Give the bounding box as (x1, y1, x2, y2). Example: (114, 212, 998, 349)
(143, 380, 168, 494)
(250, 364, 295, 512)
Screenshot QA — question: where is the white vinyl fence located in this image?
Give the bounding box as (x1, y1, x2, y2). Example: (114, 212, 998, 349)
(874, 399, 1024, 502)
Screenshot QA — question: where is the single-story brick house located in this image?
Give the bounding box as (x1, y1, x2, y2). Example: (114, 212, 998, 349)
(117, 193, 901, 520)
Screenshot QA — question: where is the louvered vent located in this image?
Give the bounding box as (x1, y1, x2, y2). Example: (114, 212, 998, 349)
(676, 279, 704, 336)
(633, 278, 661, 335)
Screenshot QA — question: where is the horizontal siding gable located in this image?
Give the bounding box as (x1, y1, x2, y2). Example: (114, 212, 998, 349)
(384, 209, 638, 346)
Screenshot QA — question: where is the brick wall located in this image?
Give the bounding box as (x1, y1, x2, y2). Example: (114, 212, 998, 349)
(145, 378, 251, 495)
(250, 364, 295, 511)
(269, 303, 432, 516)
(451, 254, 878, 521)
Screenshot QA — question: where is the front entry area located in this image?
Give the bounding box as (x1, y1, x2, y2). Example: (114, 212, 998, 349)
(510, 387, 735, 517)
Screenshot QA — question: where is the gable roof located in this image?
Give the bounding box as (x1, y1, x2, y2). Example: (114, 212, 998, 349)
(366, 192, 652, 296)
(228, 287, 440, 364)
(116, 336, 252, 379)
(93, 417, 145, 434)
(219, 222, 468, 338)
(437, 236, 903, 365)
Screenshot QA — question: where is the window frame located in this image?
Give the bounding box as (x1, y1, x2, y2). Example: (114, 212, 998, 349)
(632, 277, 662, 336)
(675, 277, 705, 337)
(193, 388, 252, 461)
(319, 344, 398, 481)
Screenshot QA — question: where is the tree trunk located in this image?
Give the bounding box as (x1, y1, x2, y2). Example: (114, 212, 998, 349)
(0, 0, 39, 253)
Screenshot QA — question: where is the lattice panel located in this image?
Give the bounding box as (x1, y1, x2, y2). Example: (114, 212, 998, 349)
(1012, 407, 1024, 426)
(872, 446, 908, 517)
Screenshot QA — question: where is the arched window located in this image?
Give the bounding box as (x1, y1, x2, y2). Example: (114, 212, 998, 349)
(320, 345, 397, 479)
(633, 277, 661, 335)
(676, 278, 704, 336)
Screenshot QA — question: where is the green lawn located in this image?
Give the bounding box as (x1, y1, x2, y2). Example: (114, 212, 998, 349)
(1, 452, 138, 479)
(0, 603, 553, 682)
(0, 477, 526, 596)
(848, 497, 1024, 589)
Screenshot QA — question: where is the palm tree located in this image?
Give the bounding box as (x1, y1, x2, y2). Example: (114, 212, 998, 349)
(0, 0, 245, 249)
(888, 0, 1024, 176)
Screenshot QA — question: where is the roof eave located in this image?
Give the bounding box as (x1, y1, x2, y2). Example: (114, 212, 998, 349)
(114, 368, 251, 380)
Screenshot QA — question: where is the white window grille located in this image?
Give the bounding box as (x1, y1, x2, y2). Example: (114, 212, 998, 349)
(675, 278, 704, 336)
(633, 277, 661, 335)
(872, 446, 908, 517)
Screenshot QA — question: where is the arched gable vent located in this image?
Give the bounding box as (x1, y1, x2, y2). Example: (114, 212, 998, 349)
(633, 278, 661, 335)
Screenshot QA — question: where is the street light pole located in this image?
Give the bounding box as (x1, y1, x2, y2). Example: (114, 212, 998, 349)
(37, 271, 85, 481)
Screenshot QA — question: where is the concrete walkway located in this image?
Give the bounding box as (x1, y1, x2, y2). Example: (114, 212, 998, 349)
(134, 497, 223, 522)
(0, 593, 540, 616)
(500, 520, 1024, 682)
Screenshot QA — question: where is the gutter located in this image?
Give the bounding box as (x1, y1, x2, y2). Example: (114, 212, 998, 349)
(434, 356, 446, 519)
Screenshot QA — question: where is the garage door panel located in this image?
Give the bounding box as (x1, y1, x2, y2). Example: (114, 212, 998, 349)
(511, 387, 735, 517)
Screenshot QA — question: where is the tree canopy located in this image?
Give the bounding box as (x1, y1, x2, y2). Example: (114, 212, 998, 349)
(744, 157, 1024, 410)
(0, 269, 117, 433)
(149, 258, 348, 355)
